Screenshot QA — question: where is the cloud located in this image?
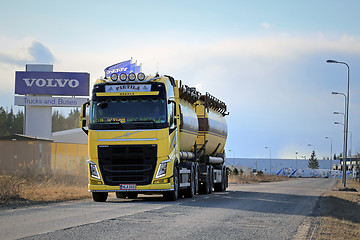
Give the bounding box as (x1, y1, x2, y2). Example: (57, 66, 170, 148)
(0, 40, 55, 66)
(28, 41, 55, 63)
(260, 22, 271, 30)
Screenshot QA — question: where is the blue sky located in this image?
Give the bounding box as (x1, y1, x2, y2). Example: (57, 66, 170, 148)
(1, 0, 360, 159)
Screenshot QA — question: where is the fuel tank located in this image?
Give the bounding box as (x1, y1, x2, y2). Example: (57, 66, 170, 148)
(196, 106, 228, 156)
(178, 83, 228, 158)
(179, 99, 198, 152)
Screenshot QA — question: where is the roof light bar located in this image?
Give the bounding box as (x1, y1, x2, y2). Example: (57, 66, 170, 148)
(107, 72, 147, 82)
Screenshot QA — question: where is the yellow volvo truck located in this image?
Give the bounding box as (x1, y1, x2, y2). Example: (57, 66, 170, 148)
(80, 71, 228, 202)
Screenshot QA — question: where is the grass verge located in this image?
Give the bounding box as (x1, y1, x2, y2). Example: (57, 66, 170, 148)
(0, 173, 287, 207)
(312, 180, 360, 240)
(229, 174, 289, 184)
(0, 174, 90, 207)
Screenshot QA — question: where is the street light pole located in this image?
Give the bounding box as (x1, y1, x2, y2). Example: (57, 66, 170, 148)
(265, 147, 271, 175)
(325, 137, 332, 178)
(328, 59, 350, 188)
(334, 121, 346, 171)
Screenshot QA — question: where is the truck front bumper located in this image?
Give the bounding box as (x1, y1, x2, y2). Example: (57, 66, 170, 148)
(88, 183, 174, 192)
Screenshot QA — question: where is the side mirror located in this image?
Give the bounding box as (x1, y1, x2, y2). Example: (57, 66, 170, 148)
(80, 101, 90, 135)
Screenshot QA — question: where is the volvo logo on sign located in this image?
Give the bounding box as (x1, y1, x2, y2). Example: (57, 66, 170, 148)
(15, 71, 89, 96)
(22, 78, 80, 88)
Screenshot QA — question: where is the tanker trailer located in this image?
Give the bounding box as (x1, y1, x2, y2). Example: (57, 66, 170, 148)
(80, 68, 229, 202)
(179, 84, 229, 194)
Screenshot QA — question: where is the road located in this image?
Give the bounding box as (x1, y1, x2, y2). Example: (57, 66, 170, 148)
(0, 178, 335, 240)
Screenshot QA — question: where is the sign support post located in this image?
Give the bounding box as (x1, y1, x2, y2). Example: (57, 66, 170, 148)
(24, 64, 53, 139)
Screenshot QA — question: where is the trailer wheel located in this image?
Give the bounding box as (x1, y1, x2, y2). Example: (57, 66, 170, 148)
(222, 166, 227, 191)
(92, 192, 108, 202)
(208, 165, 214, 194)
(163, 165, 179, 201)
(194, 163, 199, 194)
(214, 166, 226, 192)
(199, 165, 210, 194)
(184, 163, 195, 198)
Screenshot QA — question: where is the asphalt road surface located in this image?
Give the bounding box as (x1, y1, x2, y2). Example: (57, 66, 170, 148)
(0, 178, 335, 240)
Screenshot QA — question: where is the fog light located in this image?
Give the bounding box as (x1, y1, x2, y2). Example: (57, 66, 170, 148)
(153, 178, 170, 184)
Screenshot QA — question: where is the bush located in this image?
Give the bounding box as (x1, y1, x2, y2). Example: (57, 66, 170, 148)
(0, 175, 23, 202)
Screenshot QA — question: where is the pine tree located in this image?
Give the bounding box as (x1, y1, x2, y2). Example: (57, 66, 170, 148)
(308, 151, 319, 169)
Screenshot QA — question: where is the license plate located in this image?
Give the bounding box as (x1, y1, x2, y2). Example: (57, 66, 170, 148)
(120, 184, 136, 190)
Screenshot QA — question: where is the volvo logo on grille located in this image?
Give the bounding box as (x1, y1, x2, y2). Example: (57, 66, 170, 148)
(115, 131, 141, 139)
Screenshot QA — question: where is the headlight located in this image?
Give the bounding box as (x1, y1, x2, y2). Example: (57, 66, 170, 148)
(88, 161, 101, 179)
(155, 159, 170, 179)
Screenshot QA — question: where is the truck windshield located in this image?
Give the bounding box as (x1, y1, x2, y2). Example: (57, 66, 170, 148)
(90, 99, 167, 126)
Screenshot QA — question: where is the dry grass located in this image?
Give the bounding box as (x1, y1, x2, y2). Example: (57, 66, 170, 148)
(0, 173, 287, 206)
(313, 180, 360, 240)
(229, 173, 289, 184)
(0, 174, 90, 206)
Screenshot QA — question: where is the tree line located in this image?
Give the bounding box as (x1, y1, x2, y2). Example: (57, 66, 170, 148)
(0, 107, 80, 137)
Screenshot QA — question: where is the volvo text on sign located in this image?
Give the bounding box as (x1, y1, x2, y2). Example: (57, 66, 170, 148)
(15, 71, 90, 96)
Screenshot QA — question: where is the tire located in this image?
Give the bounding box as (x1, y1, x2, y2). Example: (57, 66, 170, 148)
(184, 163, 195, 198)
(208, 165, 213, 194)
(116, 192, 126, 198)
(214, 166, 226, 192)
(126, 193, 138, 199)
(163, 164, 179, 201)
(223, 167, 227, 191)
(92, 192, 108, 202)
(194, 163, 199, 194)
(199, 165, 210, 194)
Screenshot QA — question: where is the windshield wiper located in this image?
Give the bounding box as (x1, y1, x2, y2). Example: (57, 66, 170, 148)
(97, 101, 108, 109)
(128, 120, 156, 127)
(108, 121, 123, 125)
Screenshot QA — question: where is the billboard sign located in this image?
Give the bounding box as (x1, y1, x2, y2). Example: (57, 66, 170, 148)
(15, 71, 89, 96)
(14, 96, 89, 107)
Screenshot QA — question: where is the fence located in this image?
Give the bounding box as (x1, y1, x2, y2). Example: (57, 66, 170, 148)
(0, 140, 88, 177)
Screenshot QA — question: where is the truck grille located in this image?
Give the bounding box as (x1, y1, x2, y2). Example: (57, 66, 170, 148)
(98, 144, 157, 186)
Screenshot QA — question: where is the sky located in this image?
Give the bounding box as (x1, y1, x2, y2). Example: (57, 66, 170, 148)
(0, 0, 360, 159)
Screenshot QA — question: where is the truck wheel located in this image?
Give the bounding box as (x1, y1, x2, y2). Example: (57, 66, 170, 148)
(92, 192, 108, 202)
(126, 193, 138, 199)
(184, 164, 195, 198)
(163, 165, 179, 201)
(116, 192, 126, 198)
